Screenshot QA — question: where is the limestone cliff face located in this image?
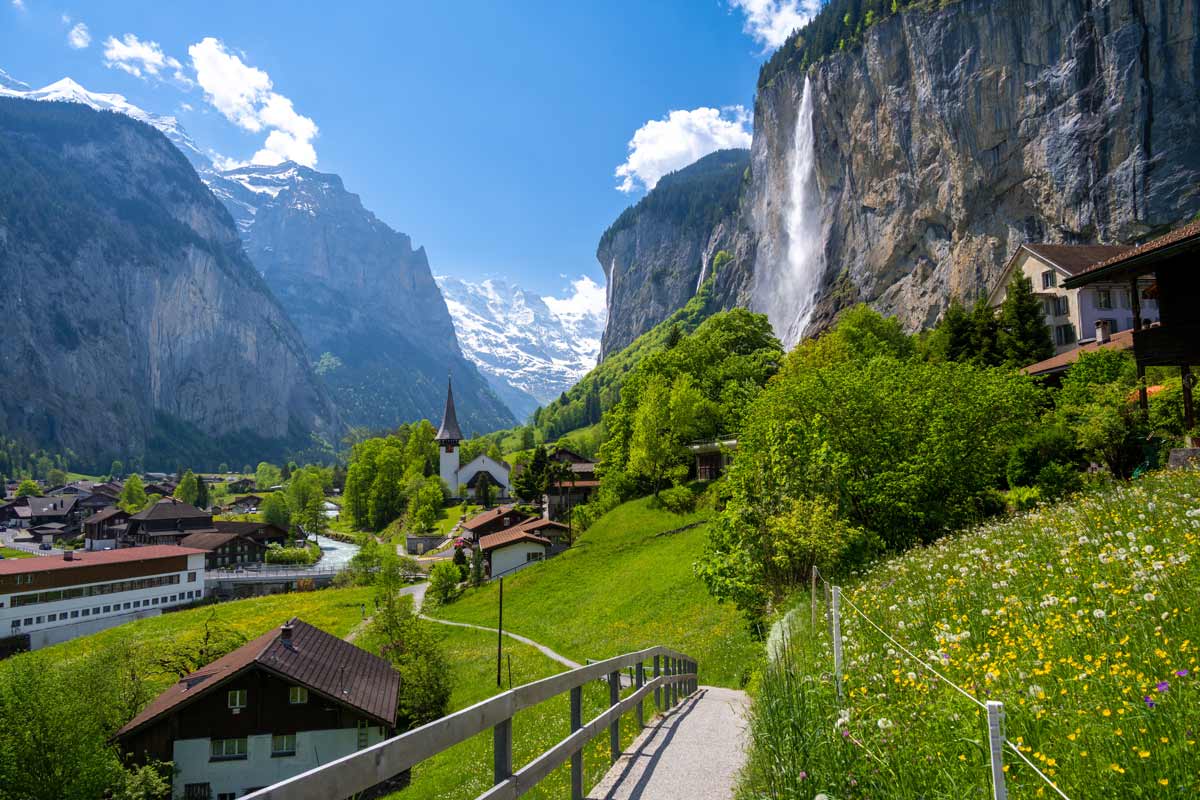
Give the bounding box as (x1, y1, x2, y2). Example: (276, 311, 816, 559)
(213, 163, 516, 433)
(740, 0, 1200, 341)
(597, 149, 748, 358)
(0, 98, 338, 469)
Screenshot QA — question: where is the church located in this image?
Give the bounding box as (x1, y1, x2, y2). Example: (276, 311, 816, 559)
(436, 379, 511, 500)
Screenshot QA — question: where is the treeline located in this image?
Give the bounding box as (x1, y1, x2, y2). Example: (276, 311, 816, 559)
(342, 421, 446, 533)
(758, 0, 951, 89)
(0, 434, 74, 484)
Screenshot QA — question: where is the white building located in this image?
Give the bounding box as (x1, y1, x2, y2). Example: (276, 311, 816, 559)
(435, 378, 510, 499)
(0, 546, 207, 650)
(988, 243, 1159, 354)
(479, 526, 551, 578)
(115, 619, 399, 800)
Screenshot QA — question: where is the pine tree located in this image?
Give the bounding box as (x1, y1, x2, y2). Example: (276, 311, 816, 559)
(969, 298, 1003, 367)
(998, 274, 1054, 367)
(194, 475, 210, 510)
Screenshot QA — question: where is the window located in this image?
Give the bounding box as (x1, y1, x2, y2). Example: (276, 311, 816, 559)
(70, 610, 79, 618)
(227, 689, 247, 710)
(47, 613, 57, 622)
(209, 738, 247, 760)
(123, 602, 131, 610)
(271, 734, 296, 756)
(1055, 324, 1076, 347)
(1053, 296, 1069, 316)
(188, 572, 197, 582)
(1097, 288, 1113, 309)
(217, 794, 236, 800)
(357, 720, 370, 749)
(288, 686, 308, 704)
(82, 608, 89, 617)
(103, 605, 111, 613)
(526, 552, 544, 563)
(10, 621, 19, 630)
(35, 616, 43, 624)
(184, 784, 212, 800)
(1041, 270, 1057, 289)
(133, 601, 141, 609)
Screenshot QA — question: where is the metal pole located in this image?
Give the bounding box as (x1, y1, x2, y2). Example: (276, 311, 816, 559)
(496, 577, 503, 687)
(608, 670, 620, 763)
(831, 586, 843, 700)
(987, 701, 1008, 800)
(570, 686, 583, 800)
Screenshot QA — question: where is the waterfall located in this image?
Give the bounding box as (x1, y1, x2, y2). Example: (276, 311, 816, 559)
(755, 77, 823, 348)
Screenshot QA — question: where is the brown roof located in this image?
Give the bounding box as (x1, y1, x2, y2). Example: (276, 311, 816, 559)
(1065, 219, 1200, 286)
(178, 531, 263, 551)
(1022, 328, 1135, 376)
(116, 618, 399, 739)
(129, 497, 209, 522)
(85, 506, 127, 526)
(26, 495, 78, 517)
(0, 545, 206, 576)
(1021, 243, 1133, 276)
(552, 479, 600, 488)
(479, 528, 551, 552)
(463, 504, 518, 530)
(214, 520, 288, 539)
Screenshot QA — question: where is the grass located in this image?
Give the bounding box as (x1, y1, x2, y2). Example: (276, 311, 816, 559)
(432, 495, 760, 688)
(0, 547, 34, 559)
(741, 469, 1200, 799)
(0, 586, 374, 696)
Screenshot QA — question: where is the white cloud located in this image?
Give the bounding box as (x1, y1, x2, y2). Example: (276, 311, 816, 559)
(543, 276, 608, 324)
(728, 0, 821, 50)
(67, 22, 90, 49)
(614, 106, 751, 193)
(188, 37, 318, 167)
(12, 0, 25, 11)
(103, 33, 184, 81)
(179, 102, 193, 112)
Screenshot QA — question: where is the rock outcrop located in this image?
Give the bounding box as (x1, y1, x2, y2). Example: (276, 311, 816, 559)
(0, 97, 338, 470)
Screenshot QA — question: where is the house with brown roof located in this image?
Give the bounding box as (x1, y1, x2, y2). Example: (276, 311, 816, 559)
(987, 243, 1160, 353)
(179, 532, 270, 570)
(114, 618, 400, 800)
(213, 520, 292, 548)
(126, 498, 218, 546)
(83, 506, 131, 550)
(479, 526, 552, 578)
(461, 504, 535, 541)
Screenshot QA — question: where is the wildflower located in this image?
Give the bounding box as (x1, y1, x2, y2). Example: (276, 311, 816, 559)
(1175, 669, 1189, 677)
(1156, 681, 1169, 692)
(1144, 696, 1156, 708)
(1144, 593, 1156, 602)
(1028, 684, 1045, 699)
(877, 718, 893, 730)
(1093, 609, 1107, 619)
(906, 671, 917, 682)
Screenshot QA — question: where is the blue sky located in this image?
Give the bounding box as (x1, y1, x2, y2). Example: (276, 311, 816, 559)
(1, 1, 818, 312)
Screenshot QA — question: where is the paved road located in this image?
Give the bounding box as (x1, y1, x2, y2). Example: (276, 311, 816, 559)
(586, 686, 751, 800)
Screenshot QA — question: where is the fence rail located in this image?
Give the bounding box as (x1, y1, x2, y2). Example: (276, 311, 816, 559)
(242, 645, 698, 800)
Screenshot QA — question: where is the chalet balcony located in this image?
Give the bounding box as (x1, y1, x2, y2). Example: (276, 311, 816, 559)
(1132, 323, 1200, 367)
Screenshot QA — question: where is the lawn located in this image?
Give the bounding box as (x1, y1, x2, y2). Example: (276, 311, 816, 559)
(0, 547, 34, 559)
(367, 621, 654, 800)
(432, 495, 760, 688)
(0, 586, 374, 696)
(742, 469, 1200, 799)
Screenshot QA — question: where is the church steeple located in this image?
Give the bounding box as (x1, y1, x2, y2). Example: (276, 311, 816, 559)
(435, 377, 463, 444)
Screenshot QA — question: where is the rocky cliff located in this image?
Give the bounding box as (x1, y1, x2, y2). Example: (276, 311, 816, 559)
(0, 97, 338, 470)
(740, 0, 1200, 346)
(597, 149, 748, 357)
(208, 163, 516, 434)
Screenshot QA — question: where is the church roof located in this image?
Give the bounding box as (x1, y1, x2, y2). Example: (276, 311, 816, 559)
(435, 378, 464, 443)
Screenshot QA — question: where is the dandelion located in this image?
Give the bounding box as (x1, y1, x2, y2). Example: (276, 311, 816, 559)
(906, 671, 917, 682)
(1144, 592, 1156, 602)
(877, 717, 894, 730)
(1028, 684, 1045, 699)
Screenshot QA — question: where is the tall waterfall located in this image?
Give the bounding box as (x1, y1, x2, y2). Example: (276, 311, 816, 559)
(754, 77, 823, 348)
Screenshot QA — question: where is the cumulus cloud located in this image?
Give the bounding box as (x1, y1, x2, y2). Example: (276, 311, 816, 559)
(188, 37, 318, 167)
(543, 276, 607, 324)
(103, 33, 188, 82)
(728, 0, 821, 50)
(67, 22, 91, 49)
(614, 106, 751, 193)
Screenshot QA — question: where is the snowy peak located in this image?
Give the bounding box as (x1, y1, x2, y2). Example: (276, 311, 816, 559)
(436, 275, 606, 412)
(0, 68, 30, 91)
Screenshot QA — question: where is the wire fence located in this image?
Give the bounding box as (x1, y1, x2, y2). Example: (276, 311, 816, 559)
(808, 566, 1073, 800)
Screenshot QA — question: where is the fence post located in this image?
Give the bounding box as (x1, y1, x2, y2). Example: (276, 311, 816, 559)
(570, 686, 583, 800)
(493, 717, 512, 787)
(811, 566, 818, 630)
(635, 661, 645, 729)
(608, 670, 620, 764)
(831, 586, 843, 700)
(987, 701, 1008, 800)
(653, 655, 661, 710)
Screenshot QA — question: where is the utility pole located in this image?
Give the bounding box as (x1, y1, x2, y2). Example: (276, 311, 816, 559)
(496, 576, 504, 687)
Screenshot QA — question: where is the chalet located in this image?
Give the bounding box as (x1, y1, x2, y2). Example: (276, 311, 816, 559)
(11, 495, 83, 534)
(83, 506, 131, 551)
(988, 243, 1160, 354)
(227, 478, 255, 494)
(544, 449, 599, 521)
(1063, 219, 1200, 443)
(114, 619, 399, 800)
(213, 520, 293, 548)
(180, 532, 270, 570)
(689, 439, 738, 481)
(479, 527, 551, 578)
(30, 522, 71, 544)
(0, 546, 206, 650)
(230, 495, 264, 514)
(461, 504, 534, 541)
(126, 498, 218, 546)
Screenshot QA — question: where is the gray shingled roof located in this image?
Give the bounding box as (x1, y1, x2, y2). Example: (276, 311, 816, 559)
(435, 377, 464, 443)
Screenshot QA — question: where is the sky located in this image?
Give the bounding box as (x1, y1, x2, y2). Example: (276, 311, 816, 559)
(1, 0, 821, 316)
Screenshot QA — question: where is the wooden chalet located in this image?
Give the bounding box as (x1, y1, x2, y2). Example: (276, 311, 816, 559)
(213, 520, 293, 548)
(179, 531, 269, 569)
(83, 506, 131, 550)
(461, 504, 534, 541)
(126, 498, 217, 546)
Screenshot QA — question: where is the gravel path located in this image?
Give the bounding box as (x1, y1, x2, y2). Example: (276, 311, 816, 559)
(417, 614, 583, 670)
(345, 581, 429, 643)
(586, 686, 751, 800)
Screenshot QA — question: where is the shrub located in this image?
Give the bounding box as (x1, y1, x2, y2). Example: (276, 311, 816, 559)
(656, 485, 697, 515)
(427, 562, 461, 606)
(372, 594, 451, 731)
(263, 542, 321, 565)
(1002, 485, 1041, 511)
(1005, 425, 1081, 489)
(1035, 461, 1082, 500)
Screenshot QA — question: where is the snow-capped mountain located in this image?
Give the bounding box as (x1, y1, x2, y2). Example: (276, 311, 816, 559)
(436, 276, 606, 418)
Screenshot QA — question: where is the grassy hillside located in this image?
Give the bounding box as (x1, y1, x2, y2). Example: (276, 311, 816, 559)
(433, 496, 760, 688)
(742, 469, 1200, 799)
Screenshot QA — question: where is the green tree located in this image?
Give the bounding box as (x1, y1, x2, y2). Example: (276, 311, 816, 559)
(118, 475, 148, 513)
(512, 444, 550, 502)
(109, 460, 125, 481)
(46, 467, 68, 487)
(407, 476, 444, 532)
(368, 448, 407, 531)
(260, 492, 292, 530)
(627, 378, 685, 495)
(470, 545, 484, 587)
(254, 462, 282, 491)
(217, 463, 228, 474)
(427, 561, 461, 606)
(174, 470, 199, 506)
(194, 476, 209, 510)
(15, 479, 39, 498)
(373, 593, 451, 730)
(288, 470, 327, 535)
(923, 300, 976, 362)
(997, 274, 1054, 367)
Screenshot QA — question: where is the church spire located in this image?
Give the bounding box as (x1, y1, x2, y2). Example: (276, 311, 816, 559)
(435, 376, 463, 444)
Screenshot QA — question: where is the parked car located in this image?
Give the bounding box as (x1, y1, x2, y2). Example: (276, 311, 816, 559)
(38, 542, 52, 551)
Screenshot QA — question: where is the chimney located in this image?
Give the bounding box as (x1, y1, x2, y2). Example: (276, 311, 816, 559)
(280, 621, 295, 648)
(1095, 319, 1110, 344)
(63, 550, 73, 561)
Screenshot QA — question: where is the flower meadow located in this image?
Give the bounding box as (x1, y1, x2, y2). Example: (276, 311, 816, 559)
(741, 470, 1199, 799)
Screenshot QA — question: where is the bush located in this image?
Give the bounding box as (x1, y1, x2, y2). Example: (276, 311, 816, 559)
(1002, 486, 1041, 512)
(427, 562, 461, 606)
(372, 594, 451, 731)
(655, 485, 697, 514)
(1035, 461, 1082, 500)
(263, 541, 321, 565)
(1005, 425, 1081, 489)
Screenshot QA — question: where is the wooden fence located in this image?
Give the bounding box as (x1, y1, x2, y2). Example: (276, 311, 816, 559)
(242, 645, 698, 800)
